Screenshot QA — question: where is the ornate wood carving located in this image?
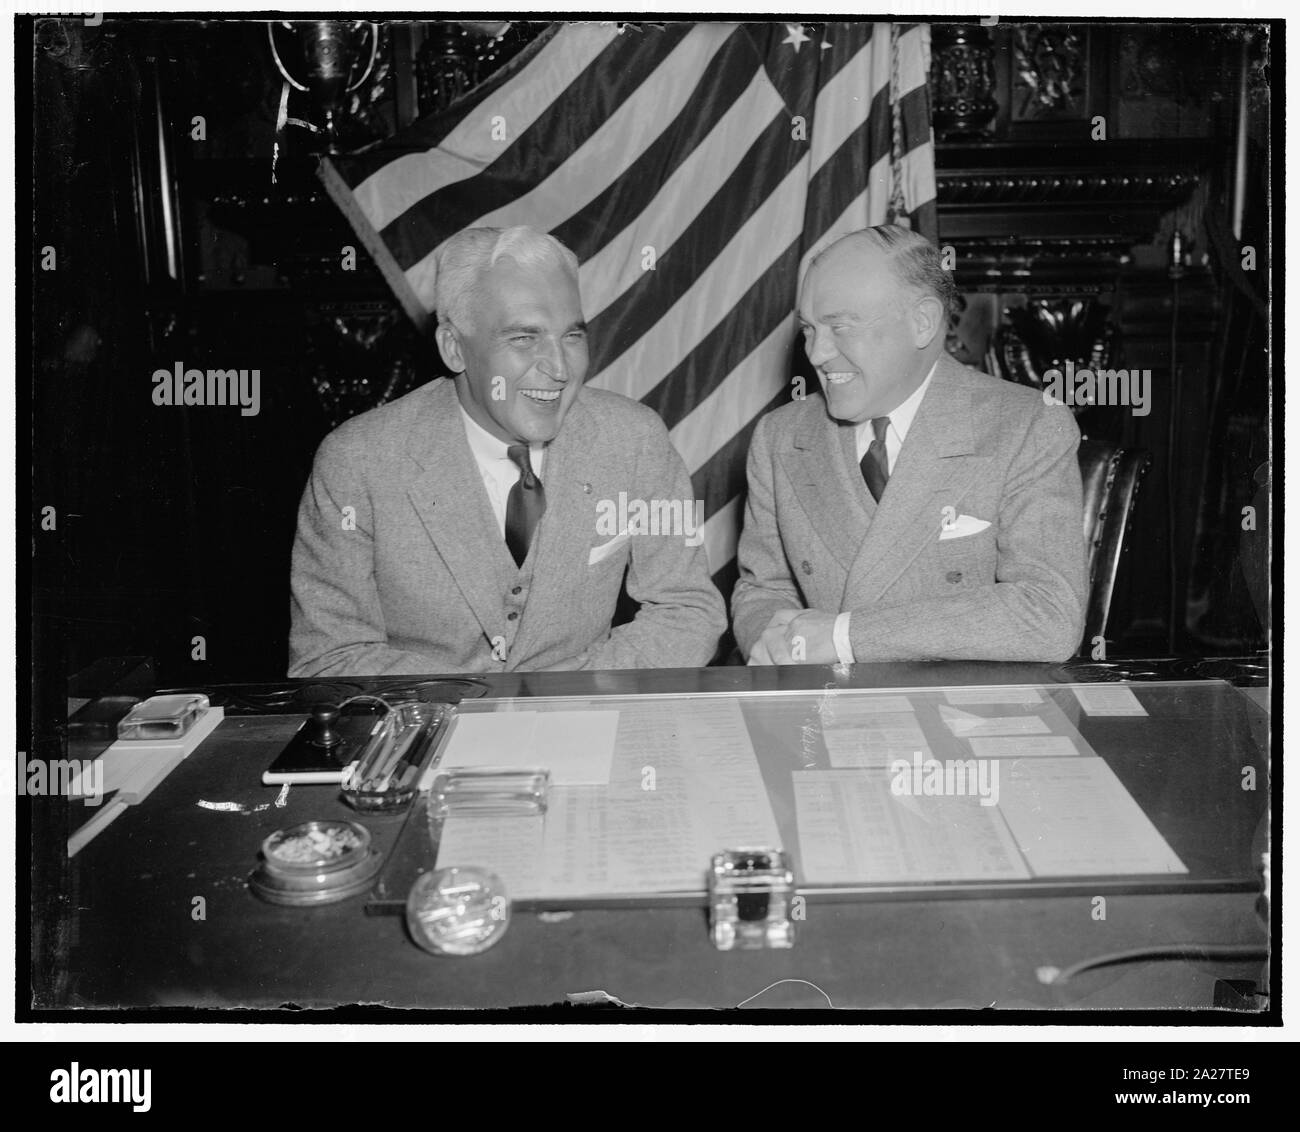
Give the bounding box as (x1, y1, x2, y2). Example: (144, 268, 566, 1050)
(929, 25, 997, 139)
(1012, 24, 1088, 121)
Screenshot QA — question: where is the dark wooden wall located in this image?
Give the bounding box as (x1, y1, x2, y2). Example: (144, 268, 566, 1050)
(931, 22, 1271, 656)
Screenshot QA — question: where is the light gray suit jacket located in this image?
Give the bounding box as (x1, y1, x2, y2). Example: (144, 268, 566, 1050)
(289, 378, 725, 676)
(732, 354, 1087, 663)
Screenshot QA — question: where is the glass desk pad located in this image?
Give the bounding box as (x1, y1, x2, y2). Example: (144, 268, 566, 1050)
(368, 680, 1268, 909)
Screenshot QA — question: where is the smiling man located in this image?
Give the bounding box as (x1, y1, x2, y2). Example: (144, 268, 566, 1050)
(732, 225, 1087, 665)
(289, 226, 725, 676)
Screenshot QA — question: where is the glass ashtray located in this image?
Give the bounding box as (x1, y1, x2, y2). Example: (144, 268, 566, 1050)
(250, 819, 382, 905)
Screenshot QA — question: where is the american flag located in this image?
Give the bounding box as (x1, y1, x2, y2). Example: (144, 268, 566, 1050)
(321, 20, 937, 593)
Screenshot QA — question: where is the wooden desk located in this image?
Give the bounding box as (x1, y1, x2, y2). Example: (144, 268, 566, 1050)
(49, 661, 1271, 1012)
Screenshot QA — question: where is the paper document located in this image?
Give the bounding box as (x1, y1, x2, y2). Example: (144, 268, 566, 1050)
(939, 704, 1051, 738)
(433, 813, 546, 895)
(794, 770, 1030, 884)
(968, 735, 1079, 758)
(997, 758, 1186, 876)
(435, 699, 780, 897)
(818, 694, 914, 720)
(1071, 686, 1148, 716)
(440, 710, 619, 786)
(822, 712, 930, 768)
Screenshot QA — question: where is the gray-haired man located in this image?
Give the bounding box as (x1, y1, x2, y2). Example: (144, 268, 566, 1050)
(733, 225, 1088, 665)
(290, 225, 725, 676)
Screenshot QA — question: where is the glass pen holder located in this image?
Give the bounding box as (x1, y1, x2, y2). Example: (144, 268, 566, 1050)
(340, 701, 451, 814)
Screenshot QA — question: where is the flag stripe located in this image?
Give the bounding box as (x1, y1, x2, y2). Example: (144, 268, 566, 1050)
(669, 314, 795, 475)
(806, 27, 889, 174)
(802, 84, 930, 263)
(464, 25, 737, 241)
(574, 67, 783, 326)
(379, 24, 696, 274)
(348, 23, 589, 224)
(644, 242, 802, 435)
(700, 495, 742, 577)
(588, 150, 810, 403)
(691, 387, 789, 517)
(551, 26, 763, 263)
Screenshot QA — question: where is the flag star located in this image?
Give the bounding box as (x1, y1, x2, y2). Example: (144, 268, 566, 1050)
(783, 23, 810, 53)
(821, 40, 833, 52)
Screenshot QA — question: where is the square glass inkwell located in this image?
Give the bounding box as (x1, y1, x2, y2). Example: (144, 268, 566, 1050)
(708, 847, 796, 950)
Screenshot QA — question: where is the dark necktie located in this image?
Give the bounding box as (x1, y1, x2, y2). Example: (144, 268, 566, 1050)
(505, 445, 546, 567)
(859, 417, 890, 503)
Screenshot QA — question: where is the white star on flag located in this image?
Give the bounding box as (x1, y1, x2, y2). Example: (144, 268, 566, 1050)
(783, 24, 810, 53)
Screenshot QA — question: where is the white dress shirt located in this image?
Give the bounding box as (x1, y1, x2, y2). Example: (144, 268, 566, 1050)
(832, 360, 939, 664)
(852, 360, 937, 470)
(459, 404, 546, 539)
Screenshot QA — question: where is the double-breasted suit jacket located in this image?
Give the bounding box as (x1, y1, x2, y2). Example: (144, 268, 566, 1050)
(732, 355, 1088, 663)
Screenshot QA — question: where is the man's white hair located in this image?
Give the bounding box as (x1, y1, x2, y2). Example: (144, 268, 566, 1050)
(434, 225, 580, 333)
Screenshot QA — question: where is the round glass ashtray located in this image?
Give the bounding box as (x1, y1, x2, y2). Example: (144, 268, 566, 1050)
(250, 819, 382, 905)
(405, 867, 510, 956)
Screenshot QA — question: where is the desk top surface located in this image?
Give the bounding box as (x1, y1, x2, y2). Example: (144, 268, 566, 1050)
(56, 658, 1271, 1012)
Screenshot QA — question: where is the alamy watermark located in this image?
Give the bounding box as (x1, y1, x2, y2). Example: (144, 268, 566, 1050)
(49, 1063, 151, 1112)
(889, 751, 1000, 807)
(1041, 361, 1151, 417)
(18, 753, 104, 806)
(595, 492, 705, 547)
(152, 362, 261, 416)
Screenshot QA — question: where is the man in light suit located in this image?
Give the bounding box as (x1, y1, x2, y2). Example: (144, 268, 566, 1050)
(290, 226, 725, 676)
(733, 226, 1087, 665)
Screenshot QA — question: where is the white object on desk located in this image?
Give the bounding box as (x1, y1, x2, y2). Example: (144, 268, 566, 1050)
(436, 709, 619, 786)
(997, 756, 1186, 876)
(938, 704, 1051, 738)
(1071, 685, 1148, 716)
(67, 706, 225, 857)
(967, 734, 1079, 759)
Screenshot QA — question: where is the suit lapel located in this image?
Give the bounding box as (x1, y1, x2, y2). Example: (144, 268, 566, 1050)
(846, 356, 982, 602)
(405, 380, 516, 641)
(783, 401, 872, 573)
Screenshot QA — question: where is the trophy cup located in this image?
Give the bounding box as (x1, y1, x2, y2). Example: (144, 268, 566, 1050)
(267, 20, 379, 153)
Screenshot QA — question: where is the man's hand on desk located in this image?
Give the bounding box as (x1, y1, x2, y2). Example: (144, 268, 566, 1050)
(747, 608, 843, 666)
(746, 609, 799, 665)
(783, 610, 840, 665)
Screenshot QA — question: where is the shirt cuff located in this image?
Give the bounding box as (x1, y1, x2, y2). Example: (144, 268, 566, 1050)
(832, 612, 854, 665)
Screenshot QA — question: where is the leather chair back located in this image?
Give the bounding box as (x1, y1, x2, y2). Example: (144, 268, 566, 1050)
(1078, 438, 1152, 649)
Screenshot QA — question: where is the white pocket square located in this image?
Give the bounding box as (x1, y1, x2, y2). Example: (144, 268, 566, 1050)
(588, 530, 631, 565)
(938, 514, 991, 540)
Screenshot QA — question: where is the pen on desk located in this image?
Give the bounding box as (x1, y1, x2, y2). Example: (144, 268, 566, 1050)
(375, 732, 416, 791)
(360, 716, 400, 790)
(381, 719, 438, 792)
